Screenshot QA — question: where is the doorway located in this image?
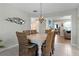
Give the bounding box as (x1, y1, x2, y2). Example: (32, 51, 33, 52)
(53, 15, 72, 44)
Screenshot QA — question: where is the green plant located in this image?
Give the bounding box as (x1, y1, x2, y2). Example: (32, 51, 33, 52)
(0, 40, 2, 42)
(0, 45, 5, 48)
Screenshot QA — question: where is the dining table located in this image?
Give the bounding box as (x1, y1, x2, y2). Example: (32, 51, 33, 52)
(27, 33, 47, 56)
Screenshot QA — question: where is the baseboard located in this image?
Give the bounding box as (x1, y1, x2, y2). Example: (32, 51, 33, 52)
(0, 44, 18, 53)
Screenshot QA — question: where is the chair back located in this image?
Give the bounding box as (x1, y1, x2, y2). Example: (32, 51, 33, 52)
(23, 30, 30, 35)
(51, 30, 56, 53)
(45, 31, 54, 55)
(31, 30, 37, 34)
(16, 32, 29, 45)
(45, 30, 49, 33)
(16, 31, 30, 55)
(45, 29, 52, 33)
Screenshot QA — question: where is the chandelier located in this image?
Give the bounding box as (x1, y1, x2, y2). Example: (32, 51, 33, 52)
(38, 3, 44, 23)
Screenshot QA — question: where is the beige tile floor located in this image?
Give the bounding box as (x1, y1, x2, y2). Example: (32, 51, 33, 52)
(53, 35, 79, 56)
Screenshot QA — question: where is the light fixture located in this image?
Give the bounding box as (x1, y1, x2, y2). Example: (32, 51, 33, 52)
(5, 17, 25, 25)
(38, 3, 44, 23)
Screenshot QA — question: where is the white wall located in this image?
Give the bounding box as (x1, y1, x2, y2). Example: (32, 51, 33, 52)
(77, 8, 79, 47)
(0, 6, 31, 47)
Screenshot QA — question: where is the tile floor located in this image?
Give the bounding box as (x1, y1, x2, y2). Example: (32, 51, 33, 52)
(53, 35, 79, 56)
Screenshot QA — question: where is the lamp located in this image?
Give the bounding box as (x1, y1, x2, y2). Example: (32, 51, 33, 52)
(38, 3, 44, 23)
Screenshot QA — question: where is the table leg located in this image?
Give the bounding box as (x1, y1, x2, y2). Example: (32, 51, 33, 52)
(38, 46, 42, 56)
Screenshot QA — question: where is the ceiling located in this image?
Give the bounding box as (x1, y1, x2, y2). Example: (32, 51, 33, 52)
(0, 3, 79, 17)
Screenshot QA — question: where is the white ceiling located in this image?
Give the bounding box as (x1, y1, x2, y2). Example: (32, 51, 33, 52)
(0, 3, 79, 17)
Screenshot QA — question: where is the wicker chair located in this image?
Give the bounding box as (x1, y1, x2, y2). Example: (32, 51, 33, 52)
(41, 31, 54, 56)
(45, 29, 52, 33)
(30, 30, 37, 34)
(23, 30, 31, 35)
(16, 32, 38, 56)
(45, 30, 49, 33)
(51, 30, 56, 54)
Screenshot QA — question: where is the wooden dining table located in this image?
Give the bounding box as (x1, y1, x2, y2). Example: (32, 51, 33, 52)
(27, 33, 47, 56)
